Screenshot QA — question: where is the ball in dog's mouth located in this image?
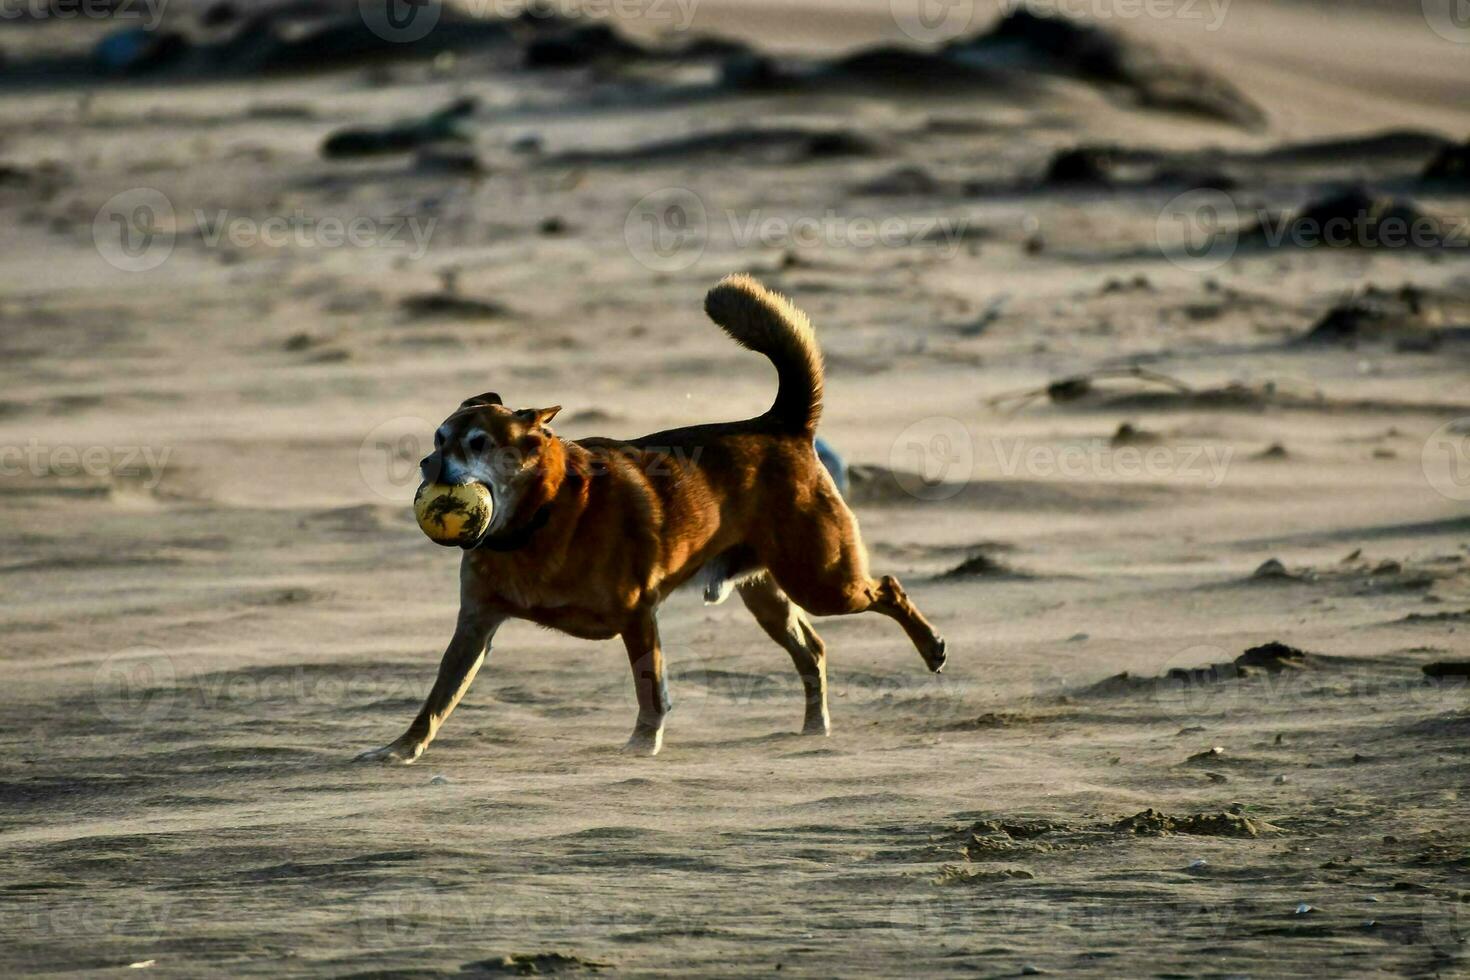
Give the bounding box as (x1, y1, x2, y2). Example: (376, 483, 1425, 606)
(413, 482, 494, 547)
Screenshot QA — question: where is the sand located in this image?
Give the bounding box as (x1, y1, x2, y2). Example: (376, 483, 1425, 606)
(0, 0, 1467, 975)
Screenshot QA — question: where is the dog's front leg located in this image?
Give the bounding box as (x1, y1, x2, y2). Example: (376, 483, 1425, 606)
(620, 606, 670, 757)
(356, 609, 504, 765)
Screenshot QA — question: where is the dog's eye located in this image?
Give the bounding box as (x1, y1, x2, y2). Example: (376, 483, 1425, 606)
(466, 434, 488, 454)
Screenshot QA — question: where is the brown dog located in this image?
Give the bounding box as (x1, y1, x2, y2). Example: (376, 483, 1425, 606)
(357, 275, 946, 763)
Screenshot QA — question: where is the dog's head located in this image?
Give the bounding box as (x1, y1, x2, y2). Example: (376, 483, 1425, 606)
(420, 392, 562, 538)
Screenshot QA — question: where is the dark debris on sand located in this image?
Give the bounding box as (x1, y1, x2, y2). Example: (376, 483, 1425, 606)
(508, 6, 1263, 133)
(1109, 422, 1161, 447)
(520, 18, 747, 70)
(321, 97, 477, 160)
(76, 4, 514, 80)
(938, 552, 1031, 581)
(547, 126, 880, 166)
(1421, 138, 1470, 187)
(948, 10, 1265, 128)
(1111, 808, 1268, 838)
(935, 864, 1035, 885)
(948, 807, 1272, 864)
(1297, 284, 1467, 350)
(1034, 144, 1235, 192)
(463, 952, 610, 975)
(1243, 187, 1444, 250)
(1081, 641, 1315, 699)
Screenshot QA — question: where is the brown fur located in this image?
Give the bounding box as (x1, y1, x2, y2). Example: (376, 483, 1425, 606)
(357, 275, 946, 763)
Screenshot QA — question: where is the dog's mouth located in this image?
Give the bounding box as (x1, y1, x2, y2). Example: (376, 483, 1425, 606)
(458, 479, 498, 550)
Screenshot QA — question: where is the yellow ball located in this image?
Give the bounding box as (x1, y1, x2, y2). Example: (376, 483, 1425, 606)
(413, 482, 493, 547)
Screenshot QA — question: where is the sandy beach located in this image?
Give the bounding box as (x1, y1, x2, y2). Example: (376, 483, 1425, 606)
(0, 0, 1467, 974)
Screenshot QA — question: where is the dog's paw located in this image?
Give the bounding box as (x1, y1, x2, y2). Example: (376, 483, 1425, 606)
(354, 739, 424, 765)
(621, 728, 664, 757)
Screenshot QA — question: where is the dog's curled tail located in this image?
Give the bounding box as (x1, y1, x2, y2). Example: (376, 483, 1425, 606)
(704, 274, 823, 436)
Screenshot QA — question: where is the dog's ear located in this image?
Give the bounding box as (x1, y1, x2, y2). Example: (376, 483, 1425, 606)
(516, 405, 561, 428)
(460, 392, 502, 409)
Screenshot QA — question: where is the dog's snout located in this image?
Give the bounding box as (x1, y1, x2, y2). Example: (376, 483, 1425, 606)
(420, 454, 442, 482)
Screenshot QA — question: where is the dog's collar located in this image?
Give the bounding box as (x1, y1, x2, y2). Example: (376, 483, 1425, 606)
(468, 503, 552, 552)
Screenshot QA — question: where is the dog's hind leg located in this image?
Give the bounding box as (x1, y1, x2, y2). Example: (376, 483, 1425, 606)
(620, 605, 671, 756)
(356, 609, 504, 765)
(783, 571, 946, 674)
(761, 507, 947, 674)
(864, 574, 947, 673)
(738, 575, 830, 735)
